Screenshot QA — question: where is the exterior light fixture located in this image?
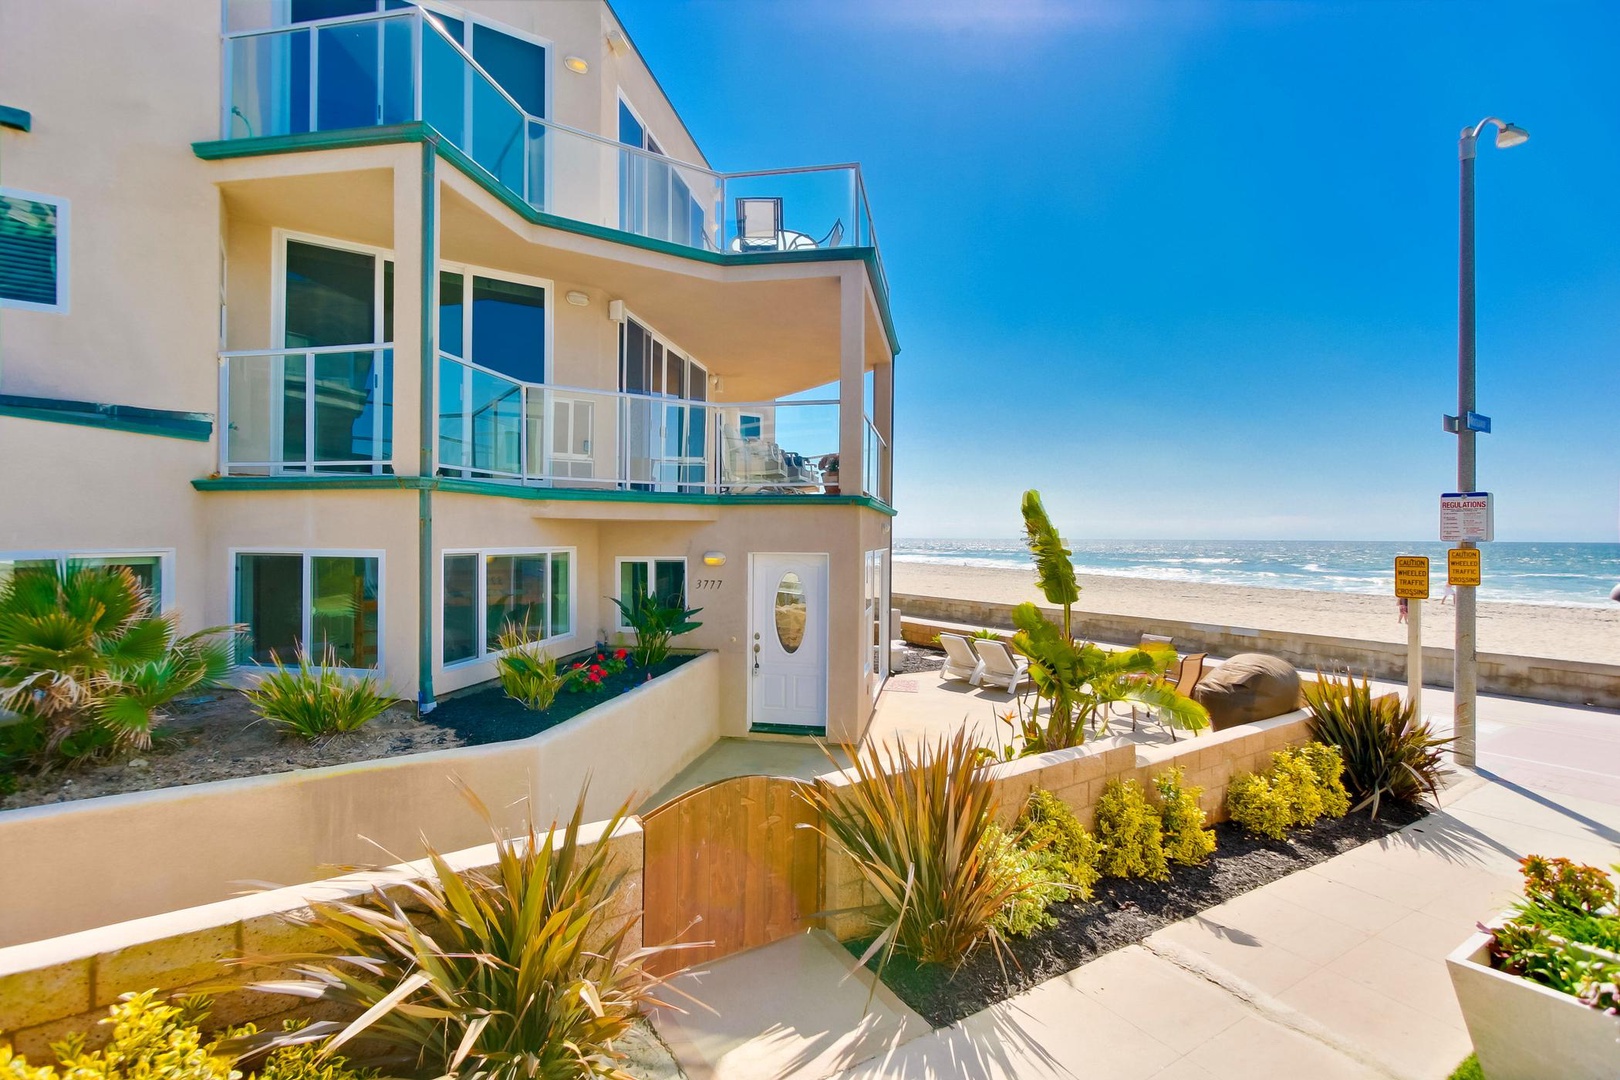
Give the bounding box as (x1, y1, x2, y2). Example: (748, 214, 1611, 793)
(563, 55, 589, 75)
(1493, 122, 1529, 149)
(605, 30, 628, 56)
(565, 290, 590, 306)
(703, 552, 726, 567)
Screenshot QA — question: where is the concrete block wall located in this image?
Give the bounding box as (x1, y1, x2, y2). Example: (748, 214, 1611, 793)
(0, 820, 644, 1058)
(896, 593, 1620, 710)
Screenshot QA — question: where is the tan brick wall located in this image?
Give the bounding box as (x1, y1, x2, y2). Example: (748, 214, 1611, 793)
(0, 821, 643, 1057)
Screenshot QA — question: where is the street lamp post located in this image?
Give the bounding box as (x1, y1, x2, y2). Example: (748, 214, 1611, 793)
(1451, 117, 1527, 768)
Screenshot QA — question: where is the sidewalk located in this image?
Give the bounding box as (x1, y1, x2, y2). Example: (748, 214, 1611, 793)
(650, 772, 1620, 1079)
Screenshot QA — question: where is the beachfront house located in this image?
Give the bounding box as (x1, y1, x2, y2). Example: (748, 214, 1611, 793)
(0, 0, 898, 742)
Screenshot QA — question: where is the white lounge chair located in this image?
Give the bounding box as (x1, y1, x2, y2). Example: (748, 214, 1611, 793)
(972, 638, 1030, 693)
(938, 633, 983, 685)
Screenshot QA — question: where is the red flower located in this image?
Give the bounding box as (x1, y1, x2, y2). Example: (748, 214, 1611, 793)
(589, 664, 604, 676)
(587, 671, 603, 683)
(614, 649, 628, 661)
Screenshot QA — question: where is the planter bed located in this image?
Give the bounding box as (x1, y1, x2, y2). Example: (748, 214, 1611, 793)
(851, 802, 1427, 1028)
(427, 651, 699, 745)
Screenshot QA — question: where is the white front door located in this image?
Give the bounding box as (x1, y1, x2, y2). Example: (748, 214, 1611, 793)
(751, 553, 829, 730)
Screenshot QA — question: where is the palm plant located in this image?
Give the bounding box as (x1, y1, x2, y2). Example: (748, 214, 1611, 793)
(1008, 602, 1207, 753)
(1303, 670, 1451, 818)
(0, 563, 235, 762)
(609, 596, 702, 668)
(1020, 490, 1079, 640)
(239, 786, 681, 1080)
(804, 729, 1026, 973)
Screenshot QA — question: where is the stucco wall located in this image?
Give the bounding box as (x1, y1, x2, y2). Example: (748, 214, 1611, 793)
(897, 594, 1620, 710)
(0, 652, 718, 948)
(0, 817, 644, 1058)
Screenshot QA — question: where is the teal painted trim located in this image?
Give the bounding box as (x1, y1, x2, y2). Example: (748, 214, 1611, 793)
(0, 106, 30, 133)
(417, 139, 437, 711)
(190, 475, 897, 516)
(0, 394, 211, 441)
(193, 124, 901, 355)
(750, 723, 827, 738)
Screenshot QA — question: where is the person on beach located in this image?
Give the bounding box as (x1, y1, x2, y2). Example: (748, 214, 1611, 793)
(1397, 597, 1409, 623)
(1441, 583, 1455, 605)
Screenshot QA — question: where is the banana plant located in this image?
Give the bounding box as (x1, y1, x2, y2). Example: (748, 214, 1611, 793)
(1020, 490, 1079, 640)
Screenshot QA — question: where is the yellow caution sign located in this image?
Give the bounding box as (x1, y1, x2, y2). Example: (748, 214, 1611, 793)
(1448, 547, 1481, 587)
(1394, 556, 1430, 600)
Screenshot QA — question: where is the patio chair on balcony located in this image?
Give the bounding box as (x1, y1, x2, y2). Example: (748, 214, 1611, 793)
(736, 197, 784, 251)
(813, 219, 844, 248)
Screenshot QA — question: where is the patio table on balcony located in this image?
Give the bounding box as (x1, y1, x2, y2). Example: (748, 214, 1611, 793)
(729, 229, 817, 253)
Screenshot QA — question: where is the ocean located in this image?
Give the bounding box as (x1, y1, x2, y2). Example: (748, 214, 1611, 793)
(893, 540, 1620, 609)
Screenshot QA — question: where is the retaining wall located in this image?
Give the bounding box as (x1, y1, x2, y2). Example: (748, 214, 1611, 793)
(0, 652, 719, 947)
(896, 593, 1620, 709)
(0, 819, 643, 1057)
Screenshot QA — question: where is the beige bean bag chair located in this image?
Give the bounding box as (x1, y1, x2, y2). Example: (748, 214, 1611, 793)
(1193, 653, 1301, 731)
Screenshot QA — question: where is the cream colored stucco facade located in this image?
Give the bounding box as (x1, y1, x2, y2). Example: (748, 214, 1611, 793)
(0, 0, 897, 742)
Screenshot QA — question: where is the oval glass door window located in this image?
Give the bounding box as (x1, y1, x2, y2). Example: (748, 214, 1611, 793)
(774, 572, 806, 653)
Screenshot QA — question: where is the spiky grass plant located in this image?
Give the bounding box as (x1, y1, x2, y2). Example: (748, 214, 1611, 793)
(1304, 671, 1451, 818)
(245, 647, 392, 738)
(608, 596, 702, 668)
(805, 729, 1026, 971)
(0, 563, 235, 762)
(240, 786, 679, 1080)
(494, 626, 571, 710)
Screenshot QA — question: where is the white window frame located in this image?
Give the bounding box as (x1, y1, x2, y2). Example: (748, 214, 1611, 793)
(613, 555, 688, 631)
(436, 259, 555, 381)
(230, 548, 386, 672)
(0, 549, 174, 611)
(0, 188, 70, 314)
(440, 546, 576, 668)
(617, 308, 708, 398)
(271, 229, 395, 349)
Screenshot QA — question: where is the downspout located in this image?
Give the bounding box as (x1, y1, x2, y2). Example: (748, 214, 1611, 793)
(417, 136, 437, 714)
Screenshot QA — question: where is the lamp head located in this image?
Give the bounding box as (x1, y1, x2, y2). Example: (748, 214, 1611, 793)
(1494, 122, 1529, 149)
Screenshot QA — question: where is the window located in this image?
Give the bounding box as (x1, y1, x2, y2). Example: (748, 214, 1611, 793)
(234, 551, 381, 668)
(0, 552, 167, 608)
(617, 96, 705, 248)
(0, 190, 68, 312)
(615, 557, 686, 629)
(442, 549, 573, 665)
(739, 414, 763, 440)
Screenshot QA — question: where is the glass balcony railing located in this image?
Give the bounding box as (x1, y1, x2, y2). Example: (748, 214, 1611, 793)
(220, 347, 393, 474)
(220, 7, 884, 282)
(433, 356, 853, 497)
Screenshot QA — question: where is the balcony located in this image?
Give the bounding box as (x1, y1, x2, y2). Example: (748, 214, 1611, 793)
(217, 349, 891, 505)
(218, 7, 886, 289)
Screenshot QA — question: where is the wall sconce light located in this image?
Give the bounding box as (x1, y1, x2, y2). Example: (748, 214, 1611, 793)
(565, 290, 590, 306)
(605, 30, 629, 57)
(563, 55, 589, 75)
(608, 299, 626, 323)
(709, 374, 724, 394)
(703, 551, 726, 567)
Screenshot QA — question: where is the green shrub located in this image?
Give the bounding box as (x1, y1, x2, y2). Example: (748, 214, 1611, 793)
(1154, 767, 1216, 866)
(1226, 772, 1292, 840)
(0, 991, 236, 1080)
(1301, 742, 1352, 818)
(245, 786, 672, 1080)
(982, 826, 1066, 938)
(228, 1021, 374, 1080)
(1016, 790, 1101, 901)
(0, 564, 235, 765)
(970, 628, 1000, 641)
(804, 730, 1024, 969)
(1272, 750, 1325, 828)
(609, 596, 702, 668)
(244, 647, 392, 738)
(494, 628, 572, 710)
(1447, 1055, 1482, 1080)
(1094, 778, 1168, 882)
(1492, 855, 1620, 1013)
(1304, 671, 1450, 818)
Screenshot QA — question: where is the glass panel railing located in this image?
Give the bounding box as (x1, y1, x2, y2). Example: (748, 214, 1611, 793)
(722, 168, 861, 254)
(438, 354, 524, 479)
(864, 417, 889, 503)
(222, 347, 392, 475)
(716, 401, 839, 494)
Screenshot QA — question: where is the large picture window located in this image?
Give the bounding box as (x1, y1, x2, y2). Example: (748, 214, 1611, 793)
(442, 548, 573, 665)
(0, 551, 167, 608)
(0, 189, 68, 312)
(615, 557, 686, 630)
(234, 551, 381, 668)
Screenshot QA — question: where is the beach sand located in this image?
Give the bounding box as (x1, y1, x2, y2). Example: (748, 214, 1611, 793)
(893, 562, 1620, 665)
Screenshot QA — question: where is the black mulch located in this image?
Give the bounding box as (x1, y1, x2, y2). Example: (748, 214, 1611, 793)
(849, 801, 1430, 1028)
(426, 651, 699, 746)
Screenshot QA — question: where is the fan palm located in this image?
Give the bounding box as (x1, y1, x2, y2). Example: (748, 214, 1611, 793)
(0, 562, 235, 761)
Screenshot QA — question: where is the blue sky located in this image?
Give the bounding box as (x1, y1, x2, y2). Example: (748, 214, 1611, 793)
(614, 0, 1620, 542)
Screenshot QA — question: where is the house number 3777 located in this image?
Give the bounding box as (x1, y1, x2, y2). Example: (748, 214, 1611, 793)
(691, 578, 723, 591)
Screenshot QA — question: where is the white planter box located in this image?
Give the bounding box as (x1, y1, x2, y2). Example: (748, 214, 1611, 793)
(1447, 924, 1620, 1079)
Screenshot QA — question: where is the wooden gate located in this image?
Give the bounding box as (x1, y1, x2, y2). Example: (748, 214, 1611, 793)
(641, 775, 821, 975)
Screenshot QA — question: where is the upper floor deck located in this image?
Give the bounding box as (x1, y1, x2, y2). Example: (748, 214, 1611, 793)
(216, 1, 887, 291)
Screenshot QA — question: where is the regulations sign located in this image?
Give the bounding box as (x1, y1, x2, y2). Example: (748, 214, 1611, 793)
(1394, 556, 1430, 599)
(1440, 492, 1494, 542)
(1448, 547, 1482, 587)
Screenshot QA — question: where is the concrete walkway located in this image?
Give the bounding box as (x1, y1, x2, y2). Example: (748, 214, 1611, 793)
(650, 773, 1620, 1079)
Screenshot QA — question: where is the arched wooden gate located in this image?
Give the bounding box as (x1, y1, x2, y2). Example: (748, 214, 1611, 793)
(640, 775, 822, 975)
